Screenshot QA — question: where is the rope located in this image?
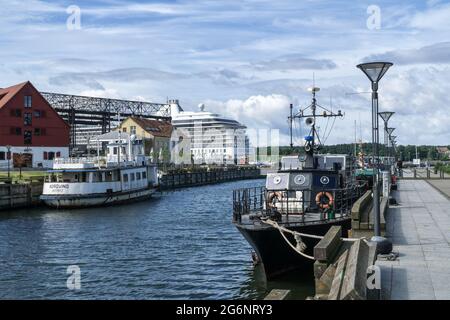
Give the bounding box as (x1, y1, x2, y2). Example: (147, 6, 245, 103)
(294, 234, 307, 252)
(260, 218, 367, 260)
(272, 221, 315, 260)
(262, 219, 323, 239)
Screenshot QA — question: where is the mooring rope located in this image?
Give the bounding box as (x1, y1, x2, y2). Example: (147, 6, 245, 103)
(262, 219, 323, 239)
(260, 218, 366, 260)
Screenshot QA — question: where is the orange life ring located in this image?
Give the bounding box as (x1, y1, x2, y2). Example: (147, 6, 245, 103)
(315, 191, 334, 209)
(267, 192, 282, 208)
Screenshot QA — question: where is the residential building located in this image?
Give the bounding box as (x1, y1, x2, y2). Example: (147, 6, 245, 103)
(116, 117, 172, 163)
(436, 146, 450, 157)
(0, 81, 70, 168)
(91, 131, 145, 164)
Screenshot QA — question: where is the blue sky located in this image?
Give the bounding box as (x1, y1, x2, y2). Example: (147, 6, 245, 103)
(1, 0, 450, 145)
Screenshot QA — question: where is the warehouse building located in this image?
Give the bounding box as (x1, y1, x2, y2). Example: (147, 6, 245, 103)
(0, 81, 70, 168)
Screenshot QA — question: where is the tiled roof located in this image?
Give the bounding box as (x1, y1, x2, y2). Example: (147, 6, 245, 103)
(0, 81, 29, 109)
(129, 117, 173, 138)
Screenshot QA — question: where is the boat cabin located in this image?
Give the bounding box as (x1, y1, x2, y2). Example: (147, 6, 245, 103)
(265, 154, 357, 213)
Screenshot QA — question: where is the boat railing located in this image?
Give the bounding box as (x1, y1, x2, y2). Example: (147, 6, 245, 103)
(232, 181, 367, 225)
(52, 157, 153, 168)
(53, 157, 105, 165)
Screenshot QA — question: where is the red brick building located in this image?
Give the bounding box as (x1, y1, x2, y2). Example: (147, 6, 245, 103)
(0, 81, 70, 168)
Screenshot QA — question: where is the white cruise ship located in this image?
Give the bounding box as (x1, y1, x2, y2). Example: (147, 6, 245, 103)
(169, 100, 249, 165)
(40, 131, 158, 208)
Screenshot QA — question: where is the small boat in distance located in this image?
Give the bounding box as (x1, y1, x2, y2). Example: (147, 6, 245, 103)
(40, 131, 159, 208)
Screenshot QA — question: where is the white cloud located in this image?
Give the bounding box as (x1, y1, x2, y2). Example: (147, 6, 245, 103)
(363, 42, 450, 65)
(79, 88, 121, 99)
(205, 95, 290, 128)
(76, 3, 190, 19)
(1, 0, 449, 146)
(250, 54, 337, 71)
(410, 2, 450, 30)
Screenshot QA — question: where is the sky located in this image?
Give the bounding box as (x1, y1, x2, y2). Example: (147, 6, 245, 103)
(1, 0, 449, 146)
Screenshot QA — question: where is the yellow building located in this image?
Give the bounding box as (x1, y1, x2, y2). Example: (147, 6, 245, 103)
(117, 117, 172, 163)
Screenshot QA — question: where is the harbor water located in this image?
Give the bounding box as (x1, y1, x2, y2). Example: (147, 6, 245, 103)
(0, 179, 313, 300)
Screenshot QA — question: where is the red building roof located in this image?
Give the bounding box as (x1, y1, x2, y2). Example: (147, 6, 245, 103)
(0, 81, 29, 109)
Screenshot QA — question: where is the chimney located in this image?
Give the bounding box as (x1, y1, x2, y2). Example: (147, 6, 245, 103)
(169, 99, 182, 116)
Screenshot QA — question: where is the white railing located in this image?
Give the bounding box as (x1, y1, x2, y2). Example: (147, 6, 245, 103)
(52, 157, 106, 169)
(52, 157, 154, 169)
(53, 157, 104, 165)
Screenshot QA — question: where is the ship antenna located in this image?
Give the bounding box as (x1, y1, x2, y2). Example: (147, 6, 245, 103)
(288, 83, 344, 169)
(289, 103, 293, 150)
(311, 87, 317, 152)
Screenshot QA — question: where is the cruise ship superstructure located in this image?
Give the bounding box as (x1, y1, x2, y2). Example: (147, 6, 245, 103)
(169, 100, 249, 165)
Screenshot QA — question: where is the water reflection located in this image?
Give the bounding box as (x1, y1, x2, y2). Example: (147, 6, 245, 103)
(0, 179, 313, 299)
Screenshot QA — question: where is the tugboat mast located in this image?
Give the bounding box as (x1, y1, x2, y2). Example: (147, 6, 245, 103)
(309, 86, 319, 154)
(289, 103, 293, 149)
(288, 87, 344, 168)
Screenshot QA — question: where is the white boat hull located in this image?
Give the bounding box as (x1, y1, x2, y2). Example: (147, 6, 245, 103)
(41, 187, 156, 209)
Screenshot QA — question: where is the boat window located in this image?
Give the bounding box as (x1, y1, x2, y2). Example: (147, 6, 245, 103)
(136, 172, 141, 180)
(123, 174, 128, 182)
(106, 171, 112, 182)
(75, 174, 79, 181)
(81, 172, 87, 182)
(98, 173, 103, 182)
(130, 173, 135, 181)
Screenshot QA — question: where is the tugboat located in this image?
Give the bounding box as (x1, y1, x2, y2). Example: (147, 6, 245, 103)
(232, 87, 367, 280)
(41, 131, 159, 208)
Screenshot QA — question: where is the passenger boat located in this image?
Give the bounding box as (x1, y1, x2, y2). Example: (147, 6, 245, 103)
(41, 132, 159, 208)
(232, 87, 367, 280)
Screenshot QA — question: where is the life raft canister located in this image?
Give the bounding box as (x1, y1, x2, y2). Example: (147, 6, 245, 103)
(315, 191, 334, 209)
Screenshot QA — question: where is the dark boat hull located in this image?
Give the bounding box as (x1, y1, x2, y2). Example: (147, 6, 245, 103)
(235, 218, 351, 280)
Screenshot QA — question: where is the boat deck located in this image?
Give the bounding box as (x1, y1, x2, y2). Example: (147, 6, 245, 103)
(377, 179, 450, 299)
(237, 210, 350, 229)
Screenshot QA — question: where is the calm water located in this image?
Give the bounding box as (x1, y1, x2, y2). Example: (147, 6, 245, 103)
(0, 179, 313, 300)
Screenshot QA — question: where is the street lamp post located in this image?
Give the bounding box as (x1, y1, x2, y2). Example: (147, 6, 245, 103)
(391, 140, 397, 162)
(378, 112, 395, 147)
(357, 61, 393, 255)
(386, 127, 395, 160)
(390, 134, 397, 160)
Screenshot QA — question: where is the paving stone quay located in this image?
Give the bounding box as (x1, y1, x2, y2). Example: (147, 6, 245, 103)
(377, 179, 450, 300)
